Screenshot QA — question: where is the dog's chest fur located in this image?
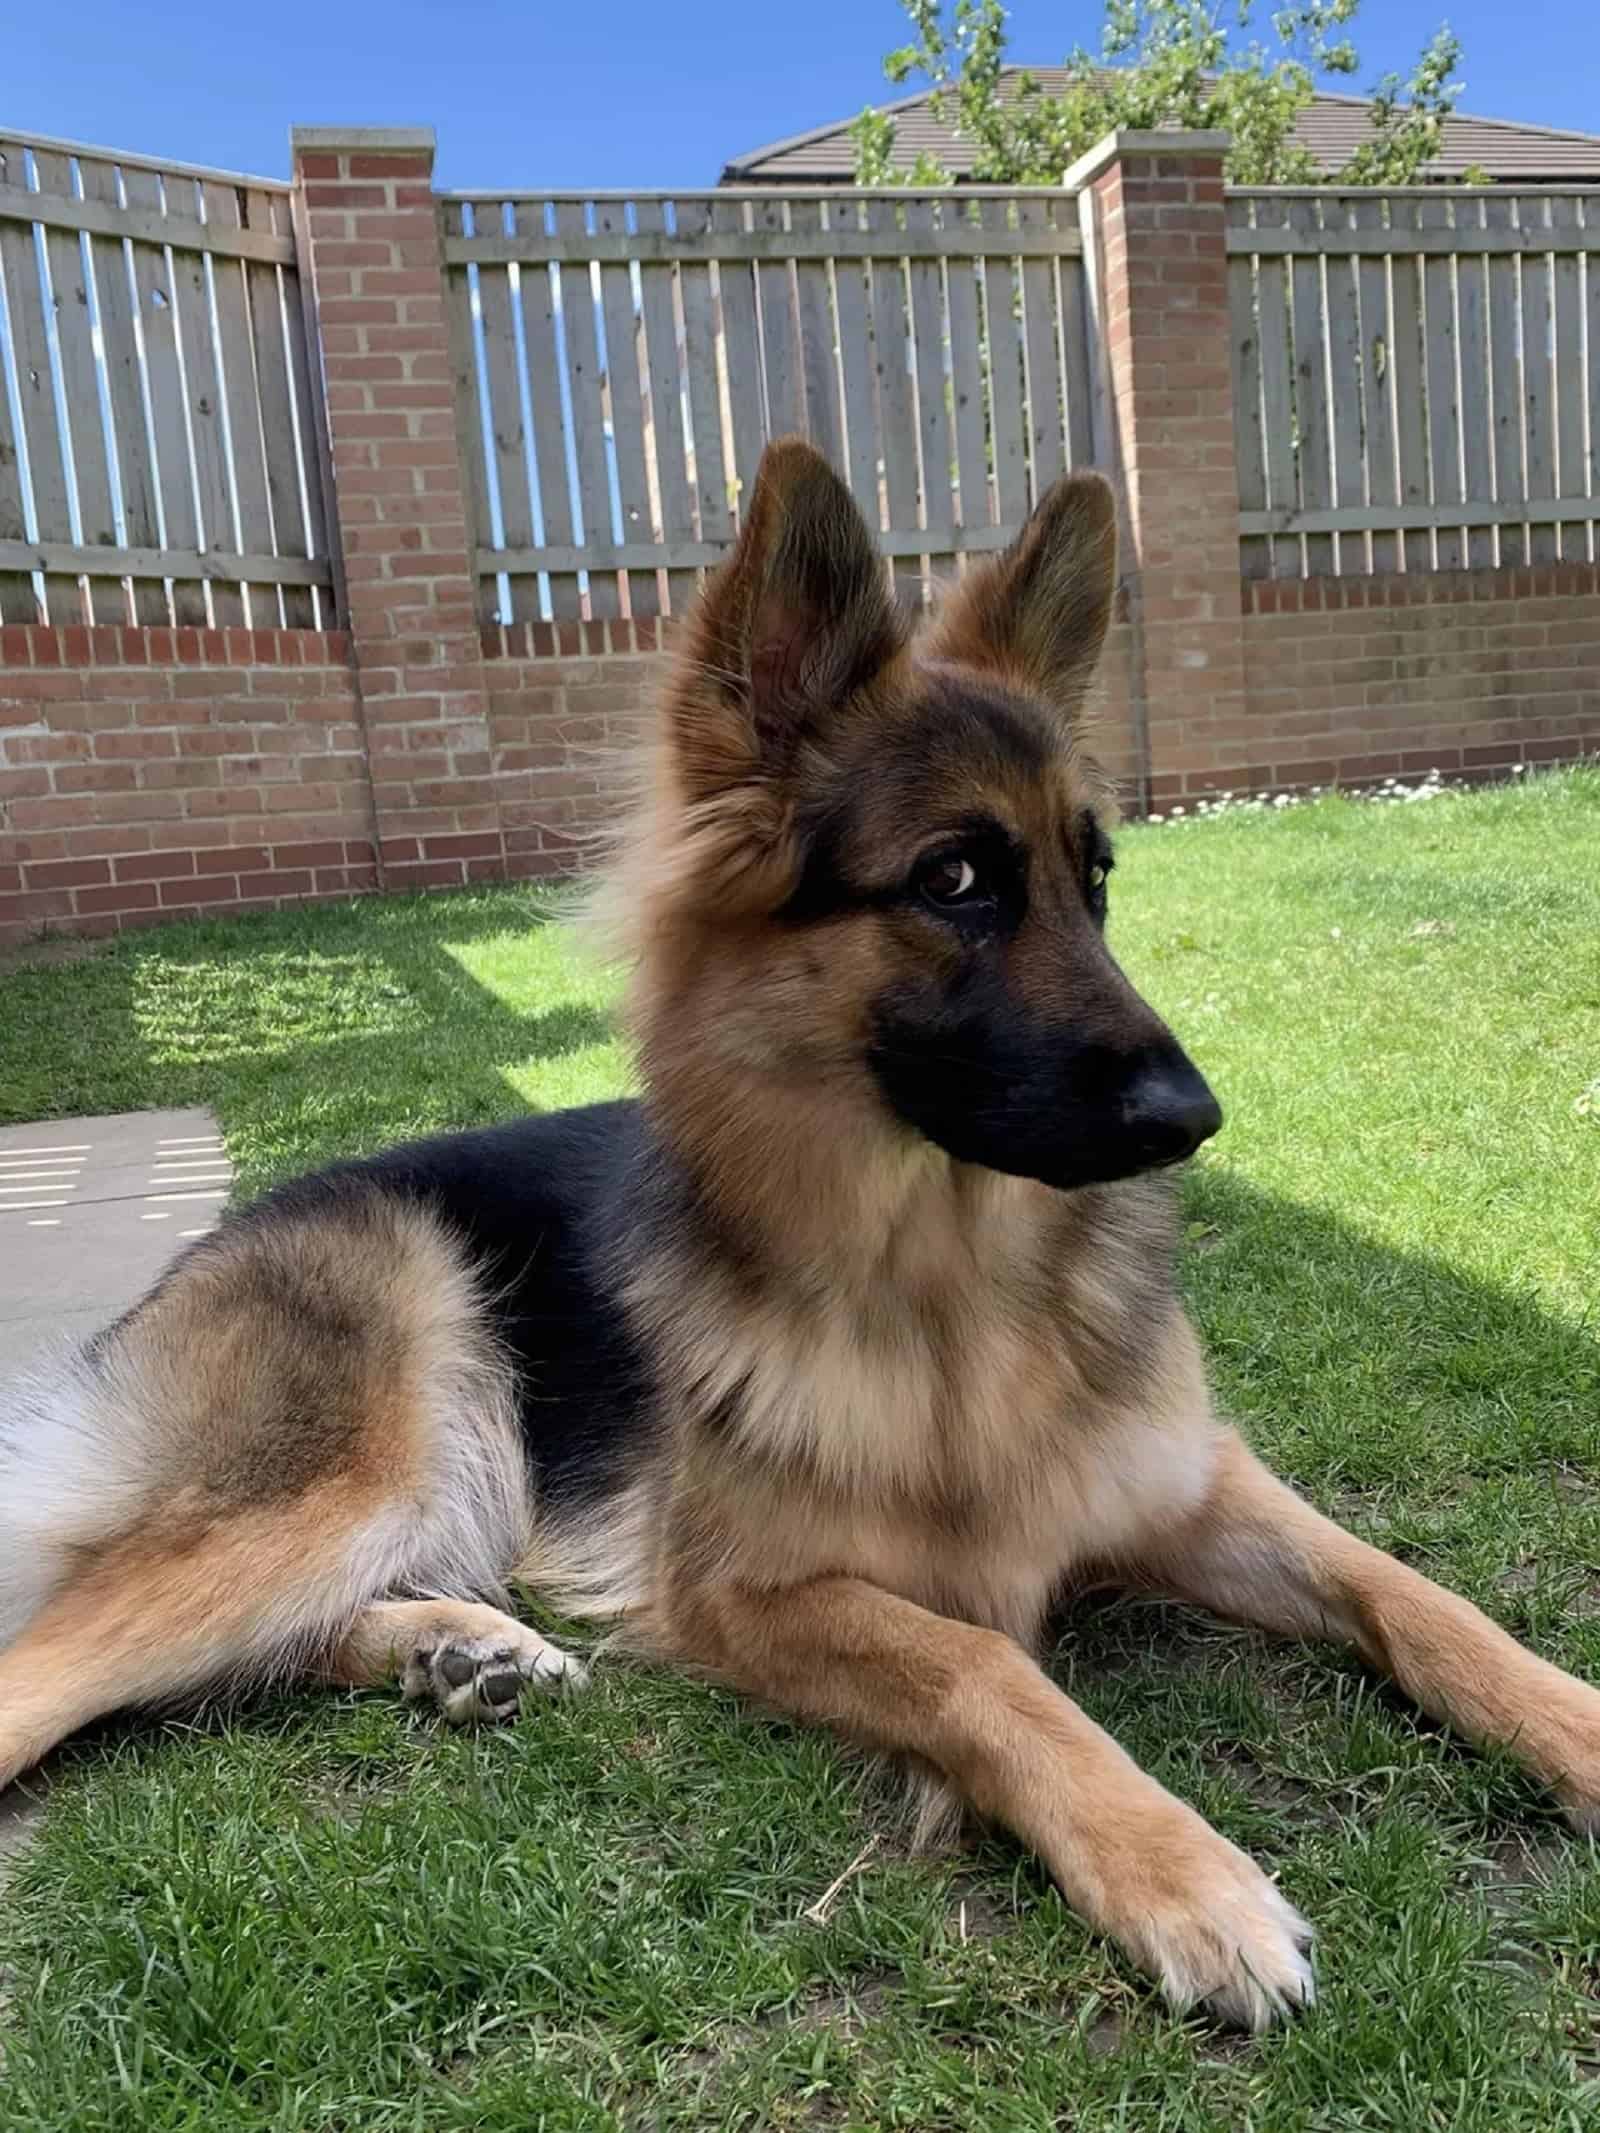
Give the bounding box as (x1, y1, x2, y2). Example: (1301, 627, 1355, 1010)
(643, 1163, 1222, 1644)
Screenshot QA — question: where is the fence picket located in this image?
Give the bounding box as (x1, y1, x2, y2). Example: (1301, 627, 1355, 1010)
(1549, 194, 1586, 564)
(1322, 201, 1366, 574)
(866, 201, 921, 602)
(944, 214, 990, 534)
(1419, 197, 1463, 570)
(280, 195, 334, 625)
(595, 203, 656, 619)
(119, 168, 205, 623)
(635, 199, 697, 614)
(708, 199, 765, 530)
(206, 179, 281, 625)
(1482, 192, 1525, 569)
(830, 200, 881, 523)
(33, 149, 123, 621)
(979, 201, 1028, 535)
(752, 195, 804, 444)
(513, 207, 578, 622)
(1229, 227, 1269, 581)
(0, 143, 39, 619)
(1017, 199, 1063, 499)
(793, 200, 844, 474)
(1350, 197, 1398, 575)
(474, 224, 539, 623)
(83, 151, 166, 622)
(0, 275, 34, 617)
(246, 191, 313, 626)
(1388, 199, 1432, 575)
(0, 142, 84, 621)
(1248, 198, 1299, 579)
(674, 199, 732, 572)
(555, 203, 618, 621)
(1288, 199, 1334, 576)
(1519, 196, 1557, 565)
(167, 178, 241, 625)
(1057, 250, 1093, 474)
(1452, 194, 1494, 571)
(906, 200, 955, 580)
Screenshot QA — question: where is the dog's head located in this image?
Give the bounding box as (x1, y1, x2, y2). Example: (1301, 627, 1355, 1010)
(622, 438, 1220, 1194)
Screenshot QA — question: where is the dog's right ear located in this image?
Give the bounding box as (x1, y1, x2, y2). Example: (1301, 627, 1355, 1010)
(922, 471, 1117, 720)
(668, 438, 903, 805)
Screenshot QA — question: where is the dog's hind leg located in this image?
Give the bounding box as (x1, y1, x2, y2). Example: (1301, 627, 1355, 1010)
(328, 1599, 588, 1722)
(0, 1196, 541, 1791)
(0, 1480, 423, 1789)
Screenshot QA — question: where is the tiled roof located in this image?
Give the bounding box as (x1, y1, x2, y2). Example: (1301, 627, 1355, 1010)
(722, 70, 1600, 184)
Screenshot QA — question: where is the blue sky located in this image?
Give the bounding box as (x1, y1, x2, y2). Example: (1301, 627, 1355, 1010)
(6, 0, 1596, 190)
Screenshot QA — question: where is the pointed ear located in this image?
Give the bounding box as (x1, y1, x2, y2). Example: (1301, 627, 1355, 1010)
(923, 472, 1117, 713)
(669, 437, 902, 802)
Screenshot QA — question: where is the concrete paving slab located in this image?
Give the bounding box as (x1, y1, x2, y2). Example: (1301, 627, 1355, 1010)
(0, 1107, 233, 1374)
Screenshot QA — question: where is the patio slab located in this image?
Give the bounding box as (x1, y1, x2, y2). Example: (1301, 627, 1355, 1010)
(0, 1107, 232, 1374)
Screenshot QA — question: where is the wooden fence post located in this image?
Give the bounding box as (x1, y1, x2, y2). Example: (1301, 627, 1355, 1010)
(1071, 131, 1246, 813)
(291, 126, 505, 889)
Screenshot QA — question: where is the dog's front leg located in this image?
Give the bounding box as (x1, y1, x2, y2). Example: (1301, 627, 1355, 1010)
(673, 1572, 1313, 2029)
(1142, 1430, 1600, 1830)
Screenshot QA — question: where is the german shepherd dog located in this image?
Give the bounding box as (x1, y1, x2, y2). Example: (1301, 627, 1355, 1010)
(2, 442, 1596, 2030)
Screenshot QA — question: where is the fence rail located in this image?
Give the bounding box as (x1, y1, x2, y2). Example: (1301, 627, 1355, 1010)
(0, 131, 335, 628)
(444, 187, 1097, 625)
(1228, 186, 1600, 578)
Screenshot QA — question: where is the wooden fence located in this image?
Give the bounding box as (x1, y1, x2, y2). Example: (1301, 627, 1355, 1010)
(11, 129, 1600, 633)
(442, 187, 1096, 624)
(0, 130, 336, 627)
(1228, 187, 1600, 578)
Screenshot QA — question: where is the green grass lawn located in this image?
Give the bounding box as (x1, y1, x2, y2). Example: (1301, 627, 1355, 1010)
(1, 769, 1598, 2130)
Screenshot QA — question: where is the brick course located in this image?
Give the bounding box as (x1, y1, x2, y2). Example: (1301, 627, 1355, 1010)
(0, 628, 375, 943)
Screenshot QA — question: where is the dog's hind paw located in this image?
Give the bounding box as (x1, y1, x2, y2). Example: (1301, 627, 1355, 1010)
(403, 1626, 588, 1725)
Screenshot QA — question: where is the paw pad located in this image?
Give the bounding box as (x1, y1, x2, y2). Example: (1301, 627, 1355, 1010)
(403, 1631, 588, 1725)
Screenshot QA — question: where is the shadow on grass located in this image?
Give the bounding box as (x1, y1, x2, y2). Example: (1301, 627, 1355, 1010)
(1175, 1164, 1599, 1495)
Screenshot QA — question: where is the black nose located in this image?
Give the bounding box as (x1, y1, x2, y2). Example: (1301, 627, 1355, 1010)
(1119, 1059, 1223, 1167)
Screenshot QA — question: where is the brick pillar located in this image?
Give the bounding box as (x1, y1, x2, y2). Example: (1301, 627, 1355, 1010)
(291, 126, 503, 889)
(1071, 131, 1244, 811)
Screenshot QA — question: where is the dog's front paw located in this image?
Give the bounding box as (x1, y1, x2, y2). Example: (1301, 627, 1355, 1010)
(1549, 1703, 1600, 1836)
(1098, 1809, 1315, 2032)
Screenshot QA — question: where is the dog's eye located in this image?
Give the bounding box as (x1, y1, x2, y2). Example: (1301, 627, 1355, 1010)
(1088, 862, 1109, 892)
(917, 852, 985, 909)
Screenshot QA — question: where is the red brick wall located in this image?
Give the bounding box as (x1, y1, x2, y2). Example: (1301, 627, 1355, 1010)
(485, 632, 656, 879)
(1207, 566, 1600, 805)
(0, 626, 374, 944)
(11, 577, 1595, 946)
